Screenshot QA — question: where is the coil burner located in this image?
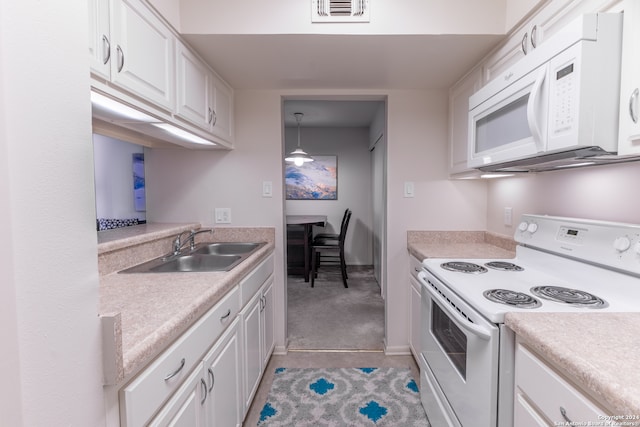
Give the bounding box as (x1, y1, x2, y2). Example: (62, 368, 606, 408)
(483, 289, 542, 308)
(485, 261, 524, 272)
(441, 261, 488, 274)
(530, 286, 608, 309)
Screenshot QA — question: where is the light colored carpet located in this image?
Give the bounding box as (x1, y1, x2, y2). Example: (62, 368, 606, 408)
(287, 266, 385, 351)
(256, 367, 428, 426)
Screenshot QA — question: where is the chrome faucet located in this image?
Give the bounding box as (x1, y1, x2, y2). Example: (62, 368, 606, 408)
(172, 228, 214, 255)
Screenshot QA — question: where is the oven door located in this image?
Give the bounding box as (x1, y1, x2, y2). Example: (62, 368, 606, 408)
(418, 270, 500, 427)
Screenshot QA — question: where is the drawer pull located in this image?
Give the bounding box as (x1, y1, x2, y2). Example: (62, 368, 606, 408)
(208, 368, 215, 392)
(163, 358, 186, 381)
(200, 378, 208, 405)
(220, 309, 231, 321)
(560, 407, 572, 423)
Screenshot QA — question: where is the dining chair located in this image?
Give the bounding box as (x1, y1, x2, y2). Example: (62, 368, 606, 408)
(310, 210, 352, 288)
(313, 208, 350, 242)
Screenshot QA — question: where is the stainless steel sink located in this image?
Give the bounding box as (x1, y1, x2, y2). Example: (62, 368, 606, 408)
(119, 242, 266, 274)
(150, 254, 241, 272)
(192, 242, 261, 255)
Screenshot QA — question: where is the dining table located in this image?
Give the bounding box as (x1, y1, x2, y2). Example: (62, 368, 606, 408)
(286, 215, 327, 282)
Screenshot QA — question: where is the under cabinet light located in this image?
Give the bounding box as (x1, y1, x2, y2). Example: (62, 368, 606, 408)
(480, 173, 516, 179)
(151, 123, 216, 146)
(90, 91, 157, 122)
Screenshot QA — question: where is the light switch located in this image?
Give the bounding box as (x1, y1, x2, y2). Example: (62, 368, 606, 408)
(262, 181, 273, 197)
(504, 207, 513, 226)
(404, 182, 415, 198)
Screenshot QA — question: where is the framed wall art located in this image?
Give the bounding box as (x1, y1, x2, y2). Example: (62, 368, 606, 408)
(285, 155, 337, 200)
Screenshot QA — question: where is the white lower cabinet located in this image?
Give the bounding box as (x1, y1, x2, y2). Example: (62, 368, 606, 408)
(118, 253, 275, 427)
(241, 276, 275, 417)
(408, 256, 423, 360)
(514, 341, 609, 426)
(149, 319, 241, 427)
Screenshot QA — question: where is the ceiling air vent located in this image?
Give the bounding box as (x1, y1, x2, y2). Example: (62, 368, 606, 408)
(312, 0, 370, 23)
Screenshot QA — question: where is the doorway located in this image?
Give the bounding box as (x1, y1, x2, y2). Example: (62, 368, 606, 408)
(282, 97, 387, 351)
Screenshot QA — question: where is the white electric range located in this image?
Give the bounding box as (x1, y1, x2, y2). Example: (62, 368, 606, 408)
(417, 214, 640, 427)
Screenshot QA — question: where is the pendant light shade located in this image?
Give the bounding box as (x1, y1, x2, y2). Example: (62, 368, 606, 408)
(285, 112, 314, 166)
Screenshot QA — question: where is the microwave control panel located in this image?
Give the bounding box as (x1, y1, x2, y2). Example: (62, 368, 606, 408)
(551, 61, 577, 134)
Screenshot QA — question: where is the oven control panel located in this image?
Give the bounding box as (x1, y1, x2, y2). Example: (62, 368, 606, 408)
(515, 214, 640, 276)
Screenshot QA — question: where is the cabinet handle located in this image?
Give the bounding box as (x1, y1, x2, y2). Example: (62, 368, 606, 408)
(630, 88, 639, 124)
(521, 32, 528, 55)
(200, 378, 208, 405)
(560, 407, 572, 423)
(207, 368, 215, 392)
(102, 35, 111, 65)
(220, 309, 231, 321)
(211, 109, 217, 127)
(208, 107, 213, 124)
(260, 296, 266, 312)
(163, 358, 185, 381)
(530, 25, 538, 49)
(116, 45, 124, 72)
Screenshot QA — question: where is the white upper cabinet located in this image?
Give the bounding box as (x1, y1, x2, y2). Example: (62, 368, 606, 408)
(618, 0, 640, 155)
(448, 66, 483, 176)
(210, 75, 234, 142)
(176, 41, 214, 130)
(88, 0, 235, 147)
(110, 0, 175, 111)
(88, 0, 111, 81)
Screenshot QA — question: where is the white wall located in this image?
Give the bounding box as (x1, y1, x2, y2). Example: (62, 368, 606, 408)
(179, 0, 507, 35)
(146, 88, 488, 353)
(487, 162, 640, 235)
(284, 127, 373, 265)
(93, 134, 146, 221)
(0, 1, 104, 425)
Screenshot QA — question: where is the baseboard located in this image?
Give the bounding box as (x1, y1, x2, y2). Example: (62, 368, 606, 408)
(273, 344, 288, 355)
(384, 345, 411, 356)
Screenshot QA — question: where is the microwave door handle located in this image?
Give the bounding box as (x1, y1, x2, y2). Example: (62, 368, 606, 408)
(526, 66, 547, 152)
(418, 272, 493, 341)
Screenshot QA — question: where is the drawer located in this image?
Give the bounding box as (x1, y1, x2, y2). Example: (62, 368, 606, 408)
(240, 253, 274, 307)
(120, 286, 240, 427)
(515, 343, 607, 424)
(409, 255, 423, 280)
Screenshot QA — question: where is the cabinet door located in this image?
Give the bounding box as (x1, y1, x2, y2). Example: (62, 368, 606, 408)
(204, 319, 242, 427)
(176, 41, 214, 131)
(148, 365, 206, 427)
(448, 66, 483, 176)
(210, 74, 234, 142)
(618, 0, 640, 155)
(110, 0, 175, 110)
(408, 277, 422, 360)
(261, 279, 275, 366)
(242, 293, 263, 414)
(88, 0, 111, 80)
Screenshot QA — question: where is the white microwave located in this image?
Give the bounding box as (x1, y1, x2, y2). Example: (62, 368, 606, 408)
(468, 13, 623, 172)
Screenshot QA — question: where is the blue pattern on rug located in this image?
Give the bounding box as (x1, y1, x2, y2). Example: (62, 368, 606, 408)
(258, 402, 277, 423)
(359, 400, 388, 423)
(407, 379, 419, 393)
(257, 367, 429, 426)
(309, 377, 335, 395)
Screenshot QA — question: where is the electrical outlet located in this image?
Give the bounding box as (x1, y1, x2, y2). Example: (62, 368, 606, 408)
(215, 208, 231, 224)
(504, 207, 513, 226)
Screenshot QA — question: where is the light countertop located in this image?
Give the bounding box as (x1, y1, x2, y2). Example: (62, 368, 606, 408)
(506, 312, 640, 416)
(98, 224, 275, 385)
(407, 230, 516, 260)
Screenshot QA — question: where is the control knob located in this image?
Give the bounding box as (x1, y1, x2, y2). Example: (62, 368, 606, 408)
(527, 223, 538, 234)
(634, 242, 640, 255)
(518, 222, 529, 232)
(613, 236, 631, 253)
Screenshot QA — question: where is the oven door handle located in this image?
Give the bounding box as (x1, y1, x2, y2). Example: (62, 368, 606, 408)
(418, 272, 493, 341)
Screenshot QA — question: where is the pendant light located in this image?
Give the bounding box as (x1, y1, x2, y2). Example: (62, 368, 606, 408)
(285, 112, 314, 166)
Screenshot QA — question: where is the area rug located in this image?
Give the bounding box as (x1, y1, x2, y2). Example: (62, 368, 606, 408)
(257, 367, 430, 426)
